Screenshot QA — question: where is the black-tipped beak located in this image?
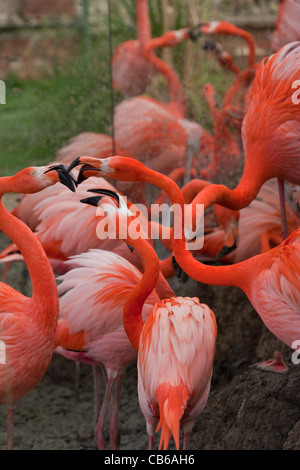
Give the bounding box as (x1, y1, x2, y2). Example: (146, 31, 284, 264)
(80, 195, 103, 207)
(216, 240, 237, 259)
(188, 24, 203, 41)
(127, 244, 134, 252)
(44, 164, 77, 192)
(172, 255, 189, 284)
(77, 164, 101, 184)
(202, 40, 218, 51)
(87, 188, 120, 205)
(67, 157, 82, 173)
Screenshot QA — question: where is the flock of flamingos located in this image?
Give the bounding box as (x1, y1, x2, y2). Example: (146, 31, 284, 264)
(1, 0, 300, 451)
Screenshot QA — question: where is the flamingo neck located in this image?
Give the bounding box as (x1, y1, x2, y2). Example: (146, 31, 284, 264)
(145, 45, 186, 117)
(136, 0, 151, 47)
(0, 181, 58, 317)
(123, 236, 160, 351)
(134, 166, 250, 289)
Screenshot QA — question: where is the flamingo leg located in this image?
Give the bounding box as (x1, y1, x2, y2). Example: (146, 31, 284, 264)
(94, 376, 115, 450)
(6, 407, 15, 450)
(75, 361, 81, 402)
(183, 431, 190, 450)
(277, 178, 289, 241)
(255, 178, 289, 374)
(92, 365, 101, 428)
(108, 373, 124, 450)
(146, 420, 157, 450)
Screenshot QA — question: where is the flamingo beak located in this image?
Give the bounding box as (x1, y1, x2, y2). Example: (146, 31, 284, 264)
(188, 23, 204, 41)
(86, 188, 120, 205)
(44, 164, 77, 192)
(172, 255, 189, 283)
(66, 157, 102, 185)
(80, 188, 120, 207)
(80, 195, 103, 207)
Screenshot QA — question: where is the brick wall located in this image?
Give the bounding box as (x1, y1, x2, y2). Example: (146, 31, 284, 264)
(0, 0, 83, 79)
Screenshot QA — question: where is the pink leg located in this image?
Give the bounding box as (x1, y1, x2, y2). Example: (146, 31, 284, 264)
(146, 420, 156, 450)
(75, 361, 81, 402)
(183, 431, 190, 450)
(183, 420, 194, 450)
(7, 407, 15, 450)
(94, 377, 115, 450)
(277, 178, 288, 241)
(92, 366, 101, 428)
(108, 373, 124, 450)
(255, 179, 289, 374)
(148, 435, 154, 450)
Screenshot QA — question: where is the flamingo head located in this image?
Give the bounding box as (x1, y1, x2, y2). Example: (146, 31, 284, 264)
(80, 187, 137, 249)
(8, 164, 77, 194)
(68, 156, 148, 184)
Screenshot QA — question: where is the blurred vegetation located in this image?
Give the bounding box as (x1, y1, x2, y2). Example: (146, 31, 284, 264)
(0, 0, 246, 175)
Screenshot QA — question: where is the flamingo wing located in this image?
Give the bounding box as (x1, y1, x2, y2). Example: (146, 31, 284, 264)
(251, 230, 300, 348)
(57, 249, 160, 340)
(138, 296, 217, 449)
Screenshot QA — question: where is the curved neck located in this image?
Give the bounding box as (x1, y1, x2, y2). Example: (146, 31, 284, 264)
(135, 166, 251, 290)
(0, 177, 58, 313)
(123, 235, 160, 351)
(136, 0, 151, 47)
(191, 157, 265, 212)
(145, 41, 186, 117)
(222, 23, 256, 68)
(0, 198, 58, 309)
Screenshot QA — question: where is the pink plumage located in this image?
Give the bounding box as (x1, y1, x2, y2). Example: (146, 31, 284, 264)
(55, 248, 161, 449)
(271, 0, 300, 51)
(138, 296, 217, 450)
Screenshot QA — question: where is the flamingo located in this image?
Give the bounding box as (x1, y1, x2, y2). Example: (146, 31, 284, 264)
(113, 26, 216, 178)
(80, 189, 217, 450)
(54, 247, 162, 450)
(195, 20, 257, 69)
(112, 0, 153, 97)
(0, 164, 76, 450)
(174, 41, 300, 244)
(67, 155, 300, 373)
(0, 174, 175, 277)
(271, 0, 300, 52)
(196, 21, 258, 131)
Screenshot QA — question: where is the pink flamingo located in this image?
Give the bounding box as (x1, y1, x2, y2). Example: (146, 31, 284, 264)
(53, 191, 175, 449)
(0, 164, 75, 450)
(81, 189, 217, 450)
(0, 174, 174, 277)
(112, 0, 153, 97)
(197, 21, 258, 130)
(55, 248, 162, 450)
(196, 20, 257, 69)
(67, 154, 300, 374)
(271, 0, 300, 52)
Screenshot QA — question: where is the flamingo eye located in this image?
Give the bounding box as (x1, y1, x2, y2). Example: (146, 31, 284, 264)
(30, 169, 36, 176)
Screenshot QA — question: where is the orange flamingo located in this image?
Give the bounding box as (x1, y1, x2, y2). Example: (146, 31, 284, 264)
(80, 189, 217, 450)
(112, 0, 153, 97)
(113, 27, 216, 177)
(55, 246, 162, 450)
(195, 20, 256, 69)
(0, 174, 175, 277)
(0, 164, 75, 450)
(68, 155, 300, 373)
(196, 21, 258, 130)
(271, 0, 300, 52)
(180, 41, 300, 242)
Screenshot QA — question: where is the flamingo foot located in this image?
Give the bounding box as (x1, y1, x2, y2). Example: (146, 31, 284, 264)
(254, 350, 288, 374)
